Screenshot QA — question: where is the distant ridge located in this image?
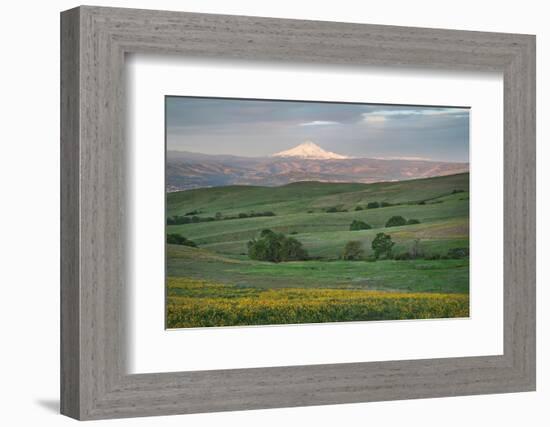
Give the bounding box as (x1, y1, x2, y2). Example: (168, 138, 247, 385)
(166, 147, 469, 191)
(273, 141, 349, 160)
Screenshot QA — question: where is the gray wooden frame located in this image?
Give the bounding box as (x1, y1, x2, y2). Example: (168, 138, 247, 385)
(60, 5, 536, 420)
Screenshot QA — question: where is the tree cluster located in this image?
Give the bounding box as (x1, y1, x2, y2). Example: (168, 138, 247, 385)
(247, 229, 308, 263)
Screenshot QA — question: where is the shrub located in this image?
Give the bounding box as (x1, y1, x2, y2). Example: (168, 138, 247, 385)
(418, 200, 426, 205)
(372, 232, 395, 259)
(409, 239, 424, 259)
(380, 201, 392, 207)
(167, 215, 191, 225)
(349, 220, 372, 231)
(247, 229, 308, 262)
(425, 254, 441, 260)
(166, 233, 197, 247)
(367, 202, 380, 209)
(407, 218, 420, 225)
(354, 206, 364, 211)
(385, 215, 407, 227)
(447, 247, 469, 259)
(394, 252, 411, 260)
(342, 241, 364, 260)
(325, 206, 339, 213)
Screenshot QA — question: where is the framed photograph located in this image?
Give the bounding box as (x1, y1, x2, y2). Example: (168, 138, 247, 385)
(61, 6, 536, 420)
(164, 96, 471, 329)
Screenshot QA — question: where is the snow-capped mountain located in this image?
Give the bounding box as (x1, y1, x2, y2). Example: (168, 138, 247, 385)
(273, 141, 349, 160)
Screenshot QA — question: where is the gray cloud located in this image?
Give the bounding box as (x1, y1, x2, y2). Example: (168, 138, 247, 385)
(166, 97, 469, 162)
(299, 120, 341, 126)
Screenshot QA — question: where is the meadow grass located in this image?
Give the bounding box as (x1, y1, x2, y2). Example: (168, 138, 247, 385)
(167, 245, 469, 293)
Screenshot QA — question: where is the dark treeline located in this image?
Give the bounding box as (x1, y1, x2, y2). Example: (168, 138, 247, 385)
(167, 211, 275, 225)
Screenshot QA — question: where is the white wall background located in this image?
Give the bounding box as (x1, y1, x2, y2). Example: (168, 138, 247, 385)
(0, 0, 546, 425)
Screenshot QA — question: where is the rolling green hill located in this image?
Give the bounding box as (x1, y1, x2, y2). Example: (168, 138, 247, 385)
(166, 172, 469, 217)
(166, 173, 470, 328)
(167, 173, 469, 259)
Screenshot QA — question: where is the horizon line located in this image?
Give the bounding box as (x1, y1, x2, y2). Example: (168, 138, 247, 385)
(167, 148, 470, 164)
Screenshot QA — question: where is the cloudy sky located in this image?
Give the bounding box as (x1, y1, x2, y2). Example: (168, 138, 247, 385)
(166, 96, 469, 162)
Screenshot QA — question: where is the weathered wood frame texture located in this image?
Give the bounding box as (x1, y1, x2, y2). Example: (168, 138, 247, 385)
(60, 5, 536, 420)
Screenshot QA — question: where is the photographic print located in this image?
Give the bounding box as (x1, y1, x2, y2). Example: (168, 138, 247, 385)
(165, 96, 470, 329)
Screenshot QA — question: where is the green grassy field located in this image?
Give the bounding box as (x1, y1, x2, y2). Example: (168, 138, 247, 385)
(166, 173, 470, 328)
